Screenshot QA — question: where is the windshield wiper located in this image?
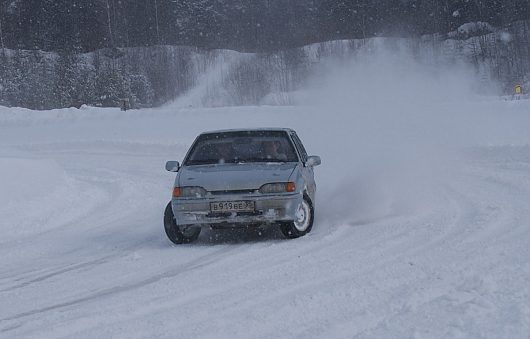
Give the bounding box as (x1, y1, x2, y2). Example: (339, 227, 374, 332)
(235, 157, 286, 163)
(186, 159, 220, 165)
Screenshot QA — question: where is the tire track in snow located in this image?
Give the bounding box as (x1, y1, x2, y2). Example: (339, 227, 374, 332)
(343, 153, 530, 337)
(0, 245, 240, 327)
(0, 141, 170, 288)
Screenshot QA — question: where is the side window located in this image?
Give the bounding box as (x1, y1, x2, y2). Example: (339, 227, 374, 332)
(290, 132, 308, 163)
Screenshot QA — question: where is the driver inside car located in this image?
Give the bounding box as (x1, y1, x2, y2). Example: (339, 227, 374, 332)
(262, 140, 287, 161)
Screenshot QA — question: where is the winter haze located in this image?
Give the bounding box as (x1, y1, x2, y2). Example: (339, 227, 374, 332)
(1, 1, 530, 338)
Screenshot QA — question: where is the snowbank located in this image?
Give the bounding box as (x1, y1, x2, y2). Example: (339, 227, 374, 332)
(0, 153, 106, 242)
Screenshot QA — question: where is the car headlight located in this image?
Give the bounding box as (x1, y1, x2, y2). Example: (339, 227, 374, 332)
(173, 186, 207, 198)
(259, 182, 296, 194)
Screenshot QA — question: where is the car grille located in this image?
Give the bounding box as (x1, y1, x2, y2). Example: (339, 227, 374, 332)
(209, 189, 256, 195)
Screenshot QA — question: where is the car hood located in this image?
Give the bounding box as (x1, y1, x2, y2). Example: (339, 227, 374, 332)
(178, 163, 297, 191)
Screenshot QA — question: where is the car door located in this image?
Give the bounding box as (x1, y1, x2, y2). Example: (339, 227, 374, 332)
(289, 131, 316, 202)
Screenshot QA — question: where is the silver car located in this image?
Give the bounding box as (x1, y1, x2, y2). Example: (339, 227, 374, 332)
(164, 128, 321, 244)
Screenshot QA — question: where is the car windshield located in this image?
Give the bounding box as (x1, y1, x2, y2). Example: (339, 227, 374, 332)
(185, 131, 298, 165)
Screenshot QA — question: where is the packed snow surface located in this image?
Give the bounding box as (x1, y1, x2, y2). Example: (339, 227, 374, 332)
(1, 58, 530, 338)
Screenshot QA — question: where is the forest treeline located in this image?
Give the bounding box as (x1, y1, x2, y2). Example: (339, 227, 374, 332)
(1, 19, 529, 110)
(0, 0, 529, 52)
(0, 1, 529, 110)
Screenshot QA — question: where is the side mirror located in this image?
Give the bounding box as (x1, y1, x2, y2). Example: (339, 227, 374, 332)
(305, 155, 321, 167)
(165, 161, 180, 172)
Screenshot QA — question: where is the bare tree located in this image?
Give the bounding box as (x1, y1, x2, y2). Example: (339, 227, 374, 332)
(154, 0, 160, 44)
(0, 7, 4, 51)
(105, 0, 114, 46)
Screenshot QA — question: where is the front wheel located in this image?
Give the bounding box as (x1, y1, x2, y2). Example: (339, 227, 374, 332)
(280, 195, 314, 239)
(164, 202, 201, 244)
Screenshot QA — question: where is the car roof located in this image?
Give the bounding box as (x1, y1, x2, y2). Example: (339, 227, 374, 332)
(199, 128, 295, 135)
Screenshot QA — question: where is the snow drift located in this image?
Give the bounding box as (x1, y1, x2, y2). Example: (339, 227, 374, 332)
(1, 47, 530, 338)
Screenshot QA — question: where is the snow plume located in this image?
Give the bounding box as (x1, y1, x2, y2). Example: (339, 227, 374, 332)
(171, 50, 250, 108)
(299, 45, 494, 224)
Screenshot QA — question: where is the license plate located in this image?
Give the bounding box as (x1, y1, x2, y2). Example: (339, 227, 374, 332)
(210, 201, 255, 212)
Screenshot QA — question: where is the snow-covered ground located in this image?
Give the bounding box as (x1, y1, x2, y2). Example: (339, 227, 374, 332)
(1, 56, 530, 338)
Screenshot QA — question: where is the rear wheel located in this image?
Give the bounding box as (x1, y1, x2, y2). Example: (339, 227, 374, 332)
(280, 195, 314, 239)
(164, 202, 201, 244)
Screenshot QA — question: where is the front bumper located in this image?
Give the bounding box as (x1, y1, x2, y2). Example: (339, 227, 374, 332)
(171, 192, 302, 227)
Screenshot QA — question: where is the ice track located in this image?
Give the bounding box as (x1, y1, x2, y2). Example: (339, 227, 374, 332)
(1, 104, 530, 338)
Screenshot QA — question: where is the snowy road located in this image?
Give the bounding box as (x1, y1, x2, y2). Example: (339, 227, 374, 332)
(1, 101, 530, 338)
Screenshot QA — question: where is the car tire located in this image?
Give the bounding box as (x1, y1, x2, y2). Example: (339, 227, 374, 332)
(280, 194, 314, 239)
(164, 202, 201, 244)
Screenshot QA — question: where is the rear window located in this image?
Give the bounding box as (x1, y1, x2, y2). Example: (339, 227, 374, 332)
(185, 131, 299, 165)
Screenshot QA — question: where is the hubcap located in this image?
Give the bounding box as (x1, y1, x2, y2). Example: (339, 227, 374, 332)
(294, 200, 311, 232)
